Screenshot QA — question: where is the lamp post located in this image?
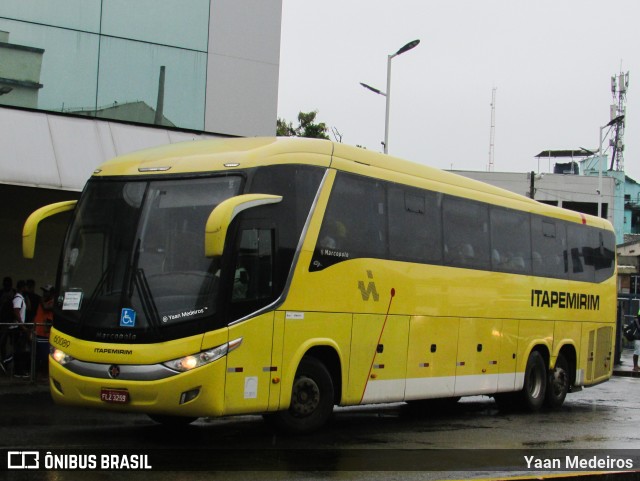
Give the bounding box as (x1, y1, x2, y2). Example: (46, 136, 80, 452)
(360, 39, 420, 154)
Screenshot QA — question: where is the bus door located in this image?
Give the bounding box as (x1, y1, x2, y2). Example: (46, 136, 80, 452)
(351, 313, 410, 404)
(497, 319, 519, 392)
(223, 225, 277, 415)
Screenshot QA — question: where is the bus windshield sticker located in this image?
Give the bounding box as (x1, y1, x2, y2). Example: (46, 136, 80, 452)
(120, 308, 137, 327)
(161, 307, 208, 323)
(62, 291, 83, 311)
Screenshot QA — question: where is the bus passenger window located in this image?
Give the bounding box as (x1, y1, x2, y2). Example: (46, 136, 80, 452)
(594, 231, 615, 282)
(567, 223, 594, 282)
(318, 218, 346, 249)
(388, 186, 442, 265)
(489, 207, 531, 274)
(443, 196, 490, 270)
(311, 172, 386, 271)
(532, 217, 567, 279)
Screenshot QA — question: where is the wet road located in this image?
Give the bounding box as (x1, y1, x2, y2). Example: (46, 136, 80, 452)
(2, 374, 640, 480)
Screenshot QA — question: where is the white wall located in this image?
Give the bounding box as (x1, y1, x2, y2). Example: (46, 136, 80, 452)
(0, 106, 223, 191)
(205, 0, 282, 137)
(454, 170, 616, 226)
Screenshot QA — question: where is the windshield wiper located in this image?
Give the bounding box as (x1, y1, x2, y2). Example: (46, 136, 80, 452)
(79, 265, 112, 326)
(128, 238, 160, 330)
(134, 267, 161, 330)
(129, 239, 142, 298)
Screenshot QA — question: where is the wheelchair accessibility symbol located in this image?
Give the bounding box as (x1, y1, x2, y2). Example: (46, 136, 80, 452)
(120, 308, 137, 327)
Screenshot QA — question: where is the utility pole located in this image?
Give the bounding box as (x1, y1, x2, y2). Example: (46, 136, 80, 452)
(529, 171, 535, 199)
(154, 66, 166, 125)
(488, 87, 496, 171)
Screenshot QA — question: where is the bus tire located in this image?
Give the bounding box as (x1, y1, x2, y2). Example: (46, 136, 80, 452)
(147, 414, 198, 426)
(267, 357, 334, 434)
(519, 350, 547, 412)
(544, 353, 569, 409)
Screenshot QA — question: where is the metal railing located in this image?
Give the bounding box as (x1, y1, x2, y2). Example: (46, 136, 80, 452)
(0, 321, 47, 384)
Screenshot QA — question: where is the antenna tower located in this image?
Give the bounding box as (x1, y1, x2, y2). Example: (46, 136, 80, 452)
(488, 87, 496, 171)
(610, 70, 629, 171)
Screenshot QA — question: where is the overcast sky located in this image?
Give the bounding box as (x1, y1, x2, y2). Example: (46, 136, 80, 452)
(277, 0, 640, 180)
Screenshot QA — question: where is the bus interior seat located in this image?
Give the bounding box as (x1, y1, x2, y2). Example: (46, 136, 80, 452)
(460, 243, 475, 262)
(491, 249, 501, 266)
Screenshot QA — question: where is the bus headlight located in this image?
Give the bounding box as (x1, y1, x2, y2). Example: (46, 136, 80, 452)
(162, 337, 242, 372)
(51, 347, 74, 366)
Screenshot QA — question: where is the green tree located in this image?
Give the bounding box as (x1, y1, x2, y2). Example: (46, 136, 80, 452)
(277, 110, 329, 140)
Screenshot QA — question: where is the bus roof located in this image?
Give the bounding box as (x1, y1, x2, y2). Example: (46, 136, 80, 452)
(93, 136, 613, 231)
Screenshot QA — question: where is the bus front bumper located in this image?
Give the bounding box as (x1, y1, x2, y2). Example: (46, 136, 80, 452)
(48, 356, 227, 418)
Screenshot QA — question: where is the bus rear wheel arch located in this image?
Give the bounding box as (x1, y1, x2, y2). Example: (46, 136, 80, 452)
(265, 356, 335, 434)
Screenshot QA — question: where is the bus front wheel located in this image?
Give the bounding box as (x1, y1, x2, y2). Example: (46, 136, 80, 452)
(267, 357, 334, 433)
(519, 350, 547, 412)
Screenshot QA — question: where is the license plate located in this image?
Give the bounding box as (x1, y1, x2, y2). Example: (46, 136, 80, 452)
(100, 388, 129, 404)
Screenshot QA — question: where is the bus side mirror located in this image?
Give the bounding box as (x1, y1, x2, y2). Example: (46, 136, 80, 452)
(205, 194, 282, 257)
(23, 201, 77, 259)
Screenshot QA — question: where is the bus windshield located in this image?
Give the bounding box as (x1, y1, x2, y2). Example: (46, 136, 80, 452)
(58, 176, 242, 340)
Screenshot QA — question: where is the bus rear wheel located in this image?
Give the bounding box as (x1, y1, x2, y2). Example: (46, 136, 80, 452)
(519, 350, 547, 412)
(544, 353, 569, 409)
(267, 357, 334, 433)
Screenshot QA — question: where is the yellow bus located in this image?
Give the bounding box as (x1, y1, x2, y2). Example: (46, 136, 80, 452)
(23, 137, 616, 432)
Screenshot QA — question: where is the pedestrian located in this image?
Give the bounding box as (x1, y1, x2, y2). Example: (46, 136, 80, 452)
(634, 309, 640, 372)
(25, 279, 41, 325)
(0, 276, 17, 373)
(12, 280, 30, 377)
(34, 284, 54, 377)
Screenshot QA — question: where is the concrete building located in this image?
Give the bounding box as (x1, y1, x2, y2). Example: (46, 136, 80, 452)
(454, 153, 631, 245)
(0, 0, 282, 284)
(0, 30, 43, 108)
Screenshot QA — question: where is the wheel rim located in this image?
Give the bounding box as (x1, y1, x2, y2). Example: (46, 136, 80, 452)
(550, 367, 568, 398)
(290, 375, 321, 417)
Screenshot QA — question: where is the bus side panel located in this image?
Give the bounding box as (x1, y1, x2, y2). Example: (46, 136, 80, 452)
(552, 320, 581, 365)
(224, 312, 275, 415)
(454, 318, 502, 396)
(496, 319, 519, 392)
(267, 310, 286, 411)
(353, 314, 409, 404)
(279, 312, 352, 408)
(515, 319, 554, 390)
(405, 316, 458, 400)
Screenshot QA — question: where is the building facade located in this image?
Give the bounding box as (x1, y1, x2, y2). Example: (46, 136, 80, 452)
(0, 0, 281, 136)
(454, 157, 629, 244)
(0, 0, 282, 285)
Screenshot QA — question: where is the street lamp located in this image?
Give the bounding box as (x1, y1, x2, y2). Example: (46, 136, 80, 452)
(360, 39, 420, 154)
